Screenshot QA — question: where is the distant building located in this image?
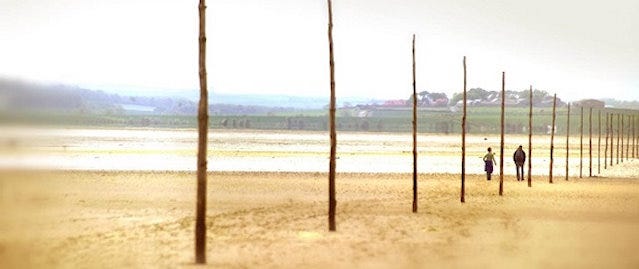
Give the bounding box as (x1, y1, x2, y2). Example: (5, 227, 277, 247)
(574, 99, 605, 108)
(383, 99, 408, 107)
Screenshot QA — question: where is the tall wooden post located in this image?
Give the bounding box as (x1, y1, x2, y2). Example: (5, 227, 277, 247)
(588, 107, 592, 177)
(549, 94, 557, 183)
(626, 114, 630, 161)
(195, 0, 208, 264)
(327, 0, 337, 232)
(598, 110, 601, 174)
(579, 106, 583, 178)
(605, 112, 609, 169)
(412, 34, 418, 212)
(565, 103, 571, 181)
(527, 85, 533, 187)
(461, 56, 467, 203)
(621, 114, 624, 163)
(499, 72, 505, 195)
(617, 113, 620, 165)
(633, 115, 636, 158)
(611, 113, 614, 167)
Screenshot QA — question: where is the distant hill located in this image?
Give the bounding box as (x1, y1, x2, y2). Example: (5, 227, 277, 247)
(0, 78, 197, 115)
(2, 77, 636, 118)
(0, 78, 383, 115)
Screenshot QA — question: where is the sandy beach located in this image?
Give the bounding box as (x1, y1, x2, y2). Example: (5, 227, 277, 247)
(1, 169, 638, 268)
(0, 127, 638, 268)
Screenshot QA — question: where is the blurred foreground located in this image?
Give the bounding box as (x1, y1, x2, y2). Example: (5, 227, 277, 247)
(1, 170, 638, 268)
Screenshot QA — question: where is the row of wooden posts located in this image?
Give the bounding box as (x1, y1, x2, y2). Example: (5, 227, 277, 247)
(193, 0, 638, 263)
(329, 0, 639, 230)
(459, 76, 639, 202)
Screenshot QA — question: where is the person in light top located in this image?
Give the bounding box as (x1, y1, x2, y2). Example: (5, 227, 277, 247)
(483, 147, 497, 181)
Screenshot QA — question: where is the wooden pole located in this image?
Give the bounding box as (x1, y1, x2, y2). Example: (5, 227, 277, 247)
(598, 109, 601, 174)
(327, 0, 337, 232)
(588, 107, 592, 177)
(412, 34, 418, 212)
(527, 85, 533, 187)
(617, 113, 620, 165)
(461, 56, 467, 203)
(633, 115, 636, 158)
(549, 94, 557, 183)
(605, 112, 609, 170)
(579, 106, 583, 178)
(195, 0, 208, 264)
(565, 103, 571, 181)
(621, 113, 624, 163)
(499, 72, 505, 195)
(610, 112, 615, 167)
(611, 113, 614, 167)
(626, 114, 630, 161)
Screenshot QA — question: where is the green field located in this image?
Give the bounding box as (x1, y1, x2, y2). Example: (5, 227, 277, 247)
(1, 105, 634, 135)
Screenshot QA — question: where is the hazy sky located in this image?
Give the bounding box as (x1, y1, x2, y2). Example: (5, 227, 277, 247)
(1, 0, 638, 101)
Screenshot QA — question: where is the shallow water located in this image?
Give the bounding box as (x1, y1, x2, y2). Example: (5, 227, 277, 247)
(0, 126, 635, 177)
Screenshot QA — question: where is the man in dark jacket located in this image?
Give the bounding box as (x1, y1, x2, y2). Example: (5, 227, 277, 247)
(513, 145, 526, 181)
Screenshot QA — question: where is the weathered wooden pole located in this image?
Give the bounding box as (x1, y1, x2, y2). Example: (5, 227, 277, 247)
(499, 72, 505, 194)
(195, 0, 208, 264)
(626, 115, 632, 161)
(579, 106, 583, 178)
(549, 94, 557, 183)
(565, 103, 571, 181)
(527, 85, 533, 187)
(633, 114, 636, 158)
(412, 34, 418, 212)
(621, 113, 624, 163)
(605, 112, 609, 169)
(327, 0, 337, 232)
(461, 56, 467, 203)
(588, 107, 594, 176)
(617, 113, 620, 164)
(611, 113, 614, 167)
(598, 109, 601, 174)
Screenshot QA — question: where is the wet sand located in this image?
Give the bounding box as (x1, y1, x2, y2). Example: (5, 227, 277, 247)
(1, 169, 638, 268)
(0, 127, 628, 176)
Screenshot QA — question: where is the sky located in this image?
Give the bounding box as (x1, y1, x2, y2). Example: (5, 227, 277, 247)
(1, 0, 638, 102)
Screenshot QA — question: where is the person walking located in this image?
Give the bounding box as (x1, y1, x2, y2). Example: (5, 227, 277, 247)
(483, 147, 497, 181)
(513, 145, 526, 181)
